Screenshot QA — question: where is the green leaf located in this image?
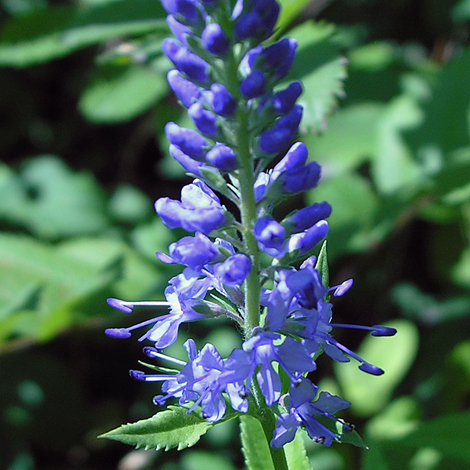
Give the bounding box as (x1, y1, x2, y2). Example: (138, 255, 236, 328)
(0, 0, 167, 67)
(0, 156, 109, 239)
(394, 411, 470, 465)
(0, 233, 120, 344)
(284, 430, 311, 470)
(335, 320, 419, 417)
(304, 102, 385, 175)
(307, 172, 378, 258)
(288, 21, 348, 133)
(277, 0, 314, 33)
(315, 241, 329, 289)
(100, 405, 214, 451)
(79, 63, 169, 123)
(240, 415, 275, 470)
(407, 46, 470, 155)
(371, 95, 423, 194)
(180, 450, 238, 470)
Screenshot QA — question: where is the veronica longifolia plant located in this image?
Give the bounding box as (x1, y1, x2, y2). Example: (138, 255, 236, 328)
(102, 0, 397, 467)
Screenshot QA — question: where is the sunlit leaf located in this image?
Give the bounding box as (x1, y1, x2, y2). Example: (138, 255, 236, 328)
(335, 320, 419, 417)
(0, 0, 167, 66)
(100, 406, 214, 451)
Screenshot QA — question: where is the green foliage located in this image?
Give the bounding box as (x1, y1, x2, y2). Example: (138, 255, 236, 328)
(2, 0, 470, 468)
(100, 405, 218, 451)
(240, 415, 276, 470)
(0, 0, 167, 66)
(335, 320, 419, 417)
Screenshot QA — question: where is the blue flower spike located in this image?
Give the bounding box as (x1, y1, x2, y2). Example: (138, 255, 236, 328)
(104, 0, 397, 457)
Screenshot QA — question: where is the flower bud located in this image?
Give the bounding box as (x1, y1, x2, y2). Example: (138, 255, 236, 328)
(167, 70, 201, 108)
(161, 0, 201, 24)
(169, 144, 202, 176)
(162, 38, 209, 81)
(188, 103, 218, 136)
(240, 70, 267, 99)
(202, 23, 230, 56)
(284, 202, 332, 233)
(167, 15, 190, 45)
(272, 81, 302, 115)
(169, 232, 219, 270)
(206, 143, 238, 171)
(272, 142, 308, 179)
(165, 122, 208, 160)
(259, 105, 303, 154)
(156, 180, 225, 234)
(215, 254, 252, 286)
(254, 216, 285, 257)
(209, 83, 237, 116)
(235, 11, 262, 39)
(283, 161, 321, 193)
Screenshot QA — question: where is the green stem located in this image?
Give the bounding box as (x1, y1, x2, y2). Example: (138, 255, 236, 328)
(258, 408, 289, 470)
(225, 48, 261, 339)
(226, 43, 288, 470)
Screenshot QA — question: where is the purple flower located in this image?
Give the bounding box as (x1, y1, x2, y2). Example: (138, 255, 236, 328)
(242, 333, 316, 406)
(202, 23, 230, 55)
(287, 220, 329, 254)
(209, 83, 237, 116)
(188, 103, 218, 137)
(240, 70, 267, 99)
(165, 122, 208, 160)
(206, 143, 238, 171)
(161, 0, 201, 24)
(169, 144, 202, 176)
(272, 81, 303, 115)
(254, 216, 285, 257)
(271, 379, 351, 448)
(155, 179, 225, 234)
(283, 161, 322, 193)
(259, 105, 303, 154)
(215, 254, 252, 286)
(283, 202, 332, 233)
(167, 70, 201, 108)
(162, 38, 209, 82)
(145, 340, 250, 421)
(167, 232, 220, 271)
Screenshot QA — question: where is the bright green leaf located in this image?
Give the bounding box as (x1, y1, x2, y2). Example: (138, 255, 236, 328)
(394, 411, 470, 465)
(240, 415, 275, 470)
(284, 430, 311, 470)
(407, 46, 470, 155)
(100, 406, 214, 451)
(79, 63, 168, 123)
(288, 21, 348, 133)
(0, 0, 166, 66)
(335, 320, 419, 417)
(0, 156, 109, 239)
(0, 233, 120, 343)
(305, 102, 384, 175)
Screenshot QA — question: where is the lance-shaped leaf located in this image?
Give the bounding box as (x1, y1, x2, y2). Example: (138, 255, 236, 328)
(100, 406, 214, 451)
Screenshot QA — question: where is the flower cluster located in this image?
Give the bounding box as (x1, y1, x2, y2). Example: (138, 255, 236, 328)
(106, 0, 396, 449)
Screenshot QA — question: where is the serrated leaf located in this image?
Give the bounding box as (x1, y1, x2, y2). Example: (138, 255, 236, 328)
(284, 430, 311, 470)
(240, 415, 275, 470)
(0, 0, 167, 66)
(288, 21, 347, 133)
(100, 406, 213, 451)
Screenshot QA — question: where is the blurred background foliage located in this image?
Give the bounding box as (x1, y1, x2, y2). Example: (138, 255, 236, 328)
(1, 0, 470, 469)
